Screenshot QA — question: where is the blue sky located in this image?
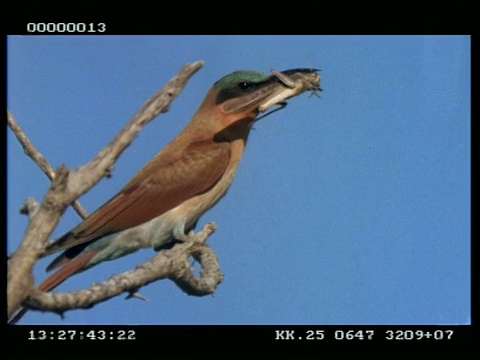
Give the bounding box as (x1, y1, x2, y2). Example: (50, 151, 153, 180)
(7, 35, 470, 325)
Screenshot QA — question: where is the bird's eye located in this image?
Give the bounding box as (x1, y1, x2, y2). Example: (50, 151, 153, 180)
(238, 81, 254, 90)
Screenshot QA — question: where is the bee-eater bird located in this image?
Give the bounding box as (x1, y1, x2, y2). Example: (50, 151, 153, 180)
(8, 68, 321, 324)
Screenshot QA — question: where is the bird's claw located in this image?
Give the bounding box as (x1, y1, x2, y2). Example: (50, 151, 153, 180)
(174, 230, 199, 244)
(174, 222, 216, 245)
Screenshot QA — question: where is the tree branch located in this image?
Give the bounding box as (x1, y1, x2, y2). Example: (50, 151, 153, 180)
(7, 60, 205, 319)
(24, 223, 222, 316)
(7, 111, 89, 219)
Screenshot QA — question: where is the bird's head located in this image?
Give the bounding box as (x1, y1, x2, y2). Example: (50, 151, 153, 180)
(187, 69, 320, 141)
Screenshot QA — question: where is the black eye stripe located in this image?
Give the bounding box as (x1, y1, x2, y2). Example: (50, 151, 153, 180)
(216, 79, 263, 104)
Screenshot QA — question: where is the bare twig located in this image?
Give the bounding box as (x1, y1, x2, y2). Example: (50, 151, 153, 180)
(19, 197, 41, 220)
(7, 60, 205, 319)
(7, 111, 89, 219)
(24, 223, 222, 315)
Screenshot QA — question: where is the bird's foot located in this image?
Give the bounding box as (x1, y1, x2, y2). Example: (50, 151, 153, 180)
(174, 231, 197, 243)
(174, 222, 217, 245)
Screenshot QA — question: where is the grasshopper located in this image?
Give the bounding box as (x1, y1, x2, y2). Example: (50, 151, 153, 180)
(259, 68, 322, 112)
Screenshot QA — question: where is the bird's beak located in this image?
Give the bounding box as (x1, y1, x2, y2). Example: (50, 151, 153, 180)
(222, 68, 321, 114)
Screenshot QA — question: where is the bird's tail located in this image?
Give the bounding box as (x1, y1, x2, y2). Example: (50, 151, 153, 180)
(8, 250, 96, 325)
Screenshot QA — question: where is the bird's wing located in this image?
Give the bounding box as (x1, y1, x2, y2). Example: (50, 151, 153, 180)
(44, 139, 231, 256)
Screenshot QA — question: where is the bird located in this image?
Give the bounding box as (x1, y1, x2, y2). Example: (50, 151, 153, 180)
(8, 68, 321, 324)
